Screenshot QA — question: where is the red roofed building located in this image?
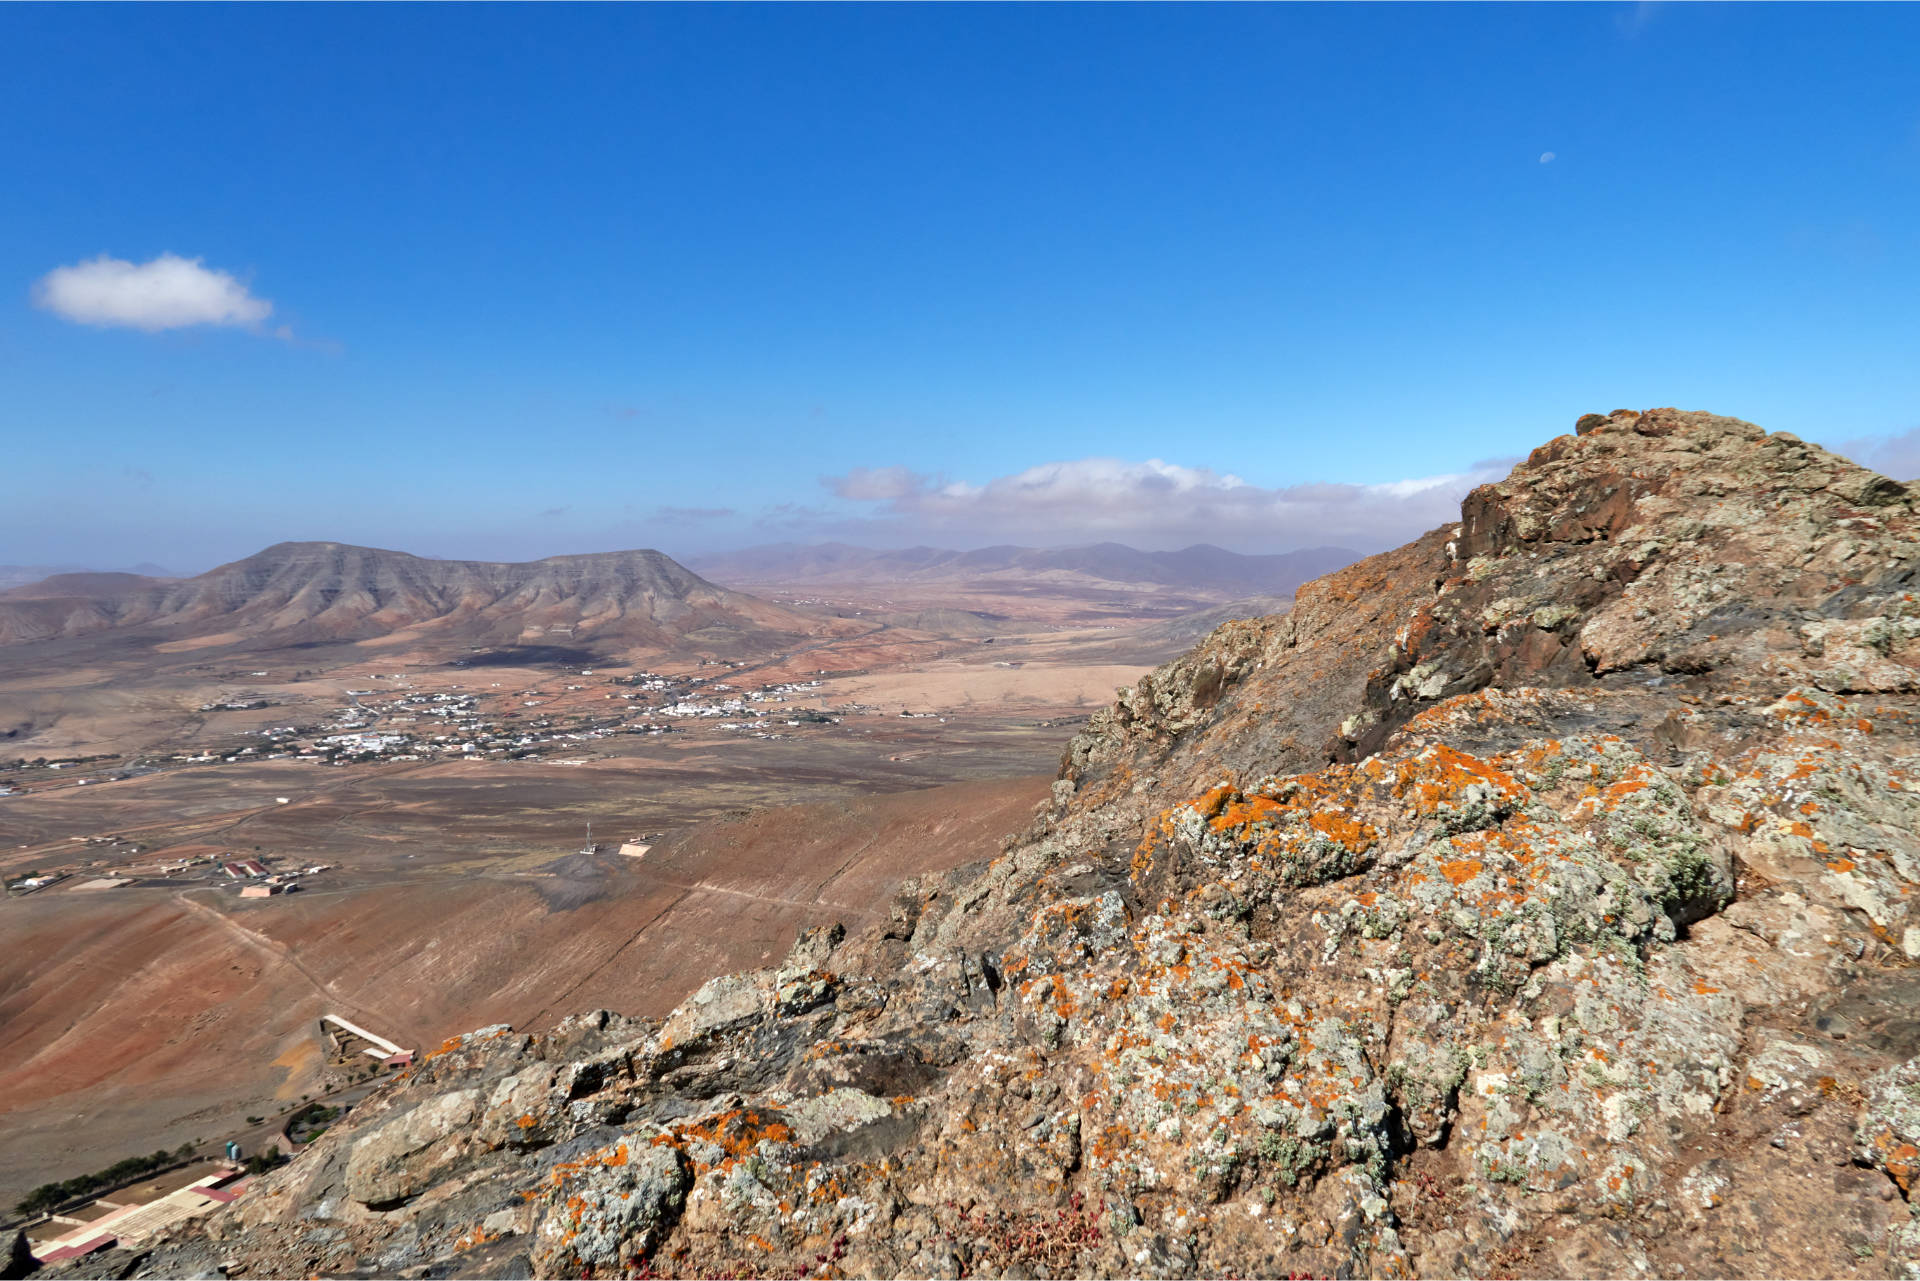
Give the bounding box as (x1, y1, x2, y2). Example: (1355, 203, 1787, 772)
(37, 1234, 117, 1264)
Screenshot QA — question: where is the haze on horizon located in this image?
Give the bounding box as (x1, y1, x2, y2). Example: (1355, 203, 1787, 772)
(4, 4, 1919, 574)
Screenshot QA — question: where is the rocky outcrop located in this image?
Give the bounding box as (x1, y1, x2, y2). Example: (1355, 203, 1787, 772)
(82, 410, 1920, 1279)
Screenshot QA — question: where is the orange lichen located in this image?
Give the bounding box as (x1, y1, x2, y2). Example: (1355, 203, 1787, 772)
(1307, 808, 1376, 849)
(1870, 1130, 1920, 1191)
(1193, 783, 1235, 819)
(1391, 744, 1525, 818)
(646, 1109, 794, 1177)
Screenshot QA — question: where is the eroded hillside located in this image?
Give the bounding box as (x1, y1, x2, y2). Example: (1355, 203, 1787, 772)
(60, 409, 1920, 1280)
(0, 543, 848, 651)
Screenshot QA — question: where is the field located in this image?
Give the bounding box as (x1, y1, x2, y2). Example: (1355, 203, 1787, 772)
(0, 572, 1289, 1209)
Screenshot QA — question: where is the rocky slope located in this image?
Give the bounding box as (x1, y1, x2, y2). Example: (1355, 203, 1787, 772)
(0, 543, 847, 652)
(64, 409, 1920, 1279)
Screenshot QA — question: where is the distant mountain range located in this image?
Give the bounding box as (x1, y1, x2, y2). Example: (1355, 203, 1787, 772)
(689, 541, 1360, 599)
(0, 539, 1358, 654)
(0, 562, 176, 592)
(0, 542, 838, 653)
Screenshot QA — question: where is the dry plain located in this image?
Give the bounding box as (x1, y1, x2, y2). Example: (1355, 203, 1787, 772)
(0, 555, 1298, 1210)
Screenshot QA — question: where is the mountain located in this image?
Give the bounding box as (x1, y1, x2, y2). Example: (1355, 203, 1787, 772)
(0, 541, 842, 653)
(67, 410, 1920, 1280)
(691, 540, 1361, 599)
(0, 563, 177, 592)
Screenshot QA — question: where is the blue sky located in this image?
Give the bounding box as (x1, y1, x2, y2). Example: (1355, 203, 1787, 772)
(3, 3, 1918, 571)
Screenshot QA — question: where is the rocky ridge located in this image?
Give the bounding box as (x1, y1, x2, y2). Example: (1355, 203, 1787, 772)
(63, 409, 1920, 1279)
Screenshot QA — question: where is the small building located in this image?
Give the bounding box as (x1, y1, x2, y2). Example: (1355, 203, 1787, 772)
(240, 884, 281, 898)
(29, 1168, 248, 1263)
(618, 842, 652, 859)
(222, 859, 269, 879)
(35, 1233, 116, 1265)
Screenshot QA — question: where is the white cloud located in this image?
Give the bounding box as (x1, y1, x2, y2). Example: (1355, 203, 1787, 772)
(828, 465, 929, 501)
(33, 253, 274, 333)
(818, 455, 1515, 552)
(1539, 151, 1556, 164)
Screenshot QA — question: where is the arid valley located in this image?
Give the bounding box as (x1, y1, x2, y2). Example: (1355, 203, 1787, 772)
(0, 540, 1346, 1211)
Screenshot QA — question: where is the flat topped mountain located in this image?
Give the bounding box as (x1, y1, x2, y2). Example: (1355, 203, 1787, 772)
(52, 410, 1920, 1281)
(692, 540, 1360, 599)
(0, 562, 174, 592)
(0, 541, 839, 652)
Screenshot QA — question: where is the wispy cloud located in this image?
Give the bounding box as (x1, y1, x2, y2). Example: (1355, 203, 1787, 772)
(653, 506, 735, 522)
(754, 502, 832, 532)
(826, 465, 927, 502)
(33, 253, 278, 334)
(1615, 1, 1662, 38)
(814, 455, 1515, 551)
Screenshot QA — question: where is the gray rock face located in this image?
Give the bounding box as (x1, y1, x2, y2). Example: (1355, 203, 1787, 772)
(100, 411, 1920, 1280)
(529, 1138, 688, 1276)
(657, 971, 773, 1051)
(345, 1088, 482, 1207)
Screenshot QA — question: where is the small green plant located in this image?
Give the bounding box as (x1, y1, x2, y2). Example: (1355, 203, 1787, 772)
(243, 1151, 288, 1176)
(1487, 1161, 1528, 1186)
(1257, 1132, 1317, 1186)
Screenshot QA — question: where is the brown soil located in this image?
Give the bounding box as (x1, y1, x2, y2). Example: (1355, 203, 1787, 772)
(0, 774, 1046, 1208)
(0, 562, 1287, 1211)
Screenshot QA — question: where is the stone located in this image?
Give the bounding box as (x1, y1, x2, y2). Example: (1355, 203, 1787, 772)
(344, 1088, 481, 1206)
